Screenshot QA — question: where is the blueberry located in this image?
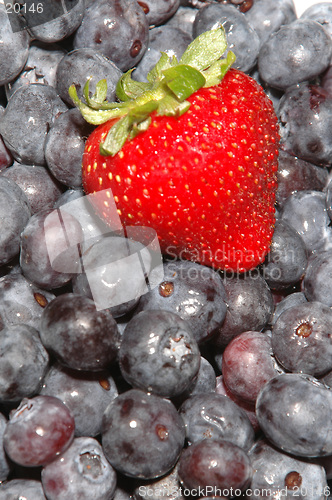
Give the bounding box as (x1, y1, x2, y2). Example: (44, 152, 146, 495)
(0, 412, 11, 481)
(5, 42, 66, 99)
(281, 191, 332, 254)
(20, 209, 83, 289)
(2, 163, 63, 214)
(0, 4, 30, 86)
(0, 479, 47, 499)
(56, 48, 122, 108)
(0, 324, 49, 402)
(45, 108, 94, 188)
(303, 250, 332, 307)
(40, 362, 118, 437)
(41, 437, 117, 500)
(139, 0, 180, 26)
(272, 301, 332, 377)
(301, 2, 332, 38)
(244, 0, 296, 47)
(183, 355, 216, 397)
(134, 464, 182, 500)
(271, 291, 308, 327)
(136, 260, 227, 344)
(177, 438, 252, 493)
(193, 3, 259, 72)
(278, 82, 332, 167)
(258, 19, 332, 90)
(256, 373, 332, 457)
(102, 389, 185, 479)
(3, 395, 75, 467)
(249, 438, 329, 500)
(0, 177, 31, 266)
(119, 309, 200, 397)
(276, 150, 328, 209)
(222, 331, 282, 404)
(0, 84, 67, 166)
(0, 273, 55, 331)
(179, 392, 255, 450)
(39, 293, 120, 371)
(165, 6, 197, 35)
(73, 0, 149, 72)
(261, 220, 307, 290)
(133, 26, 192, 81)
(213, 273, 273, 349)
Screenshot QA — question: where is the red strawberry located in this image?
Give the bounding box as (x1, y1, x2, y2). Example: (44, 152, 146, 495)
(70, 29, 279, 273)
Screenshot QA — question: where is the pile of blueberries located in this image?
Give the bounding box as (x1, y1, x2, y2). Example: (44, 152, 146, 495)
(1, 0, 332, 498)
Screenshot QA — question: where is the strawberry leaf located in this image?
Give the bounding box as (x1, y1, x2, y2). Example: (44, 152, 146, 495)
(203, 51, 236, 88)
(163, 64, 206, 101)
(147, 52, 178, 84)
(116, 69, 152, 102)
(179, 28, 227, 71)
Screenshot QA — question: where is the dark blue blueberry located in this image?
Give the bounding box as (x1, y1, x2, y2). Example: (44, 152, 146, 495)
(276, 150, 328, 209)
(249, 438, 329, 499)
(262, 220, 307, 290)
(179, 392, 255, 450)
(56, 48, 122, 108)
(119, 309, 200, 398)
(0, 4, 30, 86)
(20, 208, 83, 289)
(102, 389, 185, 479)
(133, 26, 192, 81)
(73, 0, 149, 72)
(184, 355, 216, 397)
(45, 108, 94, 188)
(53, 188, 85, 209)
(0, 135, 13, 173)
(0, 84, 67, 166)
(136, 260, 227, 344)
(41, 437, 117, 500)
(134, 464, 181, 500)
(281, 190, 332, 254)
(3, 395, 75, 467)
(244, 0, 296, 47)
(213, 273, 273, 349)
(256, 373, 332, 457)
(222, 331, 282, 405)
(5, 42, 66, 99)
(325, 177, 332, 220)
(301, 2, 332, 38)
(258, 19, 332, 90)
(0, 273, 55, 331)
(177, 438, 252, 492)
(2, 163, 63, 214)
(271, 291, 308, 327)
(0, 324, 49, 403)
(39, 293, 120, 371)
(40, 362, 118, 437)
(0, 479, 47, 499)
(139, 0, 180, 26)
(0, 412, 11, 481)
(27, 0, 85, 43)
(0, 177, 31, 266)
(193, 3, 259, 72)
(272, 301, 332, 377)
(278, 82, 332, 167)
(303, 249, 332, 307)
(165, 6, 197, 35)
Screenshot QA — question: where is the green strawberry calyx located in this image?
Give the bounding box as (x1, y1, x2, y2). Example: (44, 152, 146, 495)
(68, 28, 236, 157)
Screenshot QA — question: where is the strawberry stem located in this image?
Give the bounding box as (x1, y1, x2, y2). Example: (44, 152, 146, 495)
(68, 28, 236, 156)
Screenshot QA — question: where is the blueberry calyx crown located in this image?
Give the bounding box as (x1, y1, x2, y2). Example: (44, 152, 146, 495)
(68, 28, 235, 157)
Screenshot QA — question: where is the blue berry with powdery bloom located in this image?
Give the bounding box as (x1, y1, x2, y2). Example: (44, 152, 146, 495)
(0, 324, 49, 402)
(0, 177, 31, 266)
(272, 301, 332, 377)
(0, 479, 47, 499)
(119, 309, 200, 398)
(249, 438, 328, 500)
(271, 292, 308, 327)
(139, 0, 180, 26)
(102, 389, 185, 479)
(0, 412, 11, 481)
(258, 19, 332, 90)
(179, 392, 255, 451)
(303, 250, 332, 307)
(301, 2, 332, 38)
(40, 362, 118, 437)
(41, 437, 117, 500)
(256, 373, 332, 457)
(193, 3, 259, 72)
(136, 260, 227, 344)
(73, 0, 149, 72)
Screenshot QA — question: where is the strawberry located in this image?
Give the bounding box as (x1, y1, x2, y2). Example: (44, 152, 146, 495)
(69, 28, 279, 273)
